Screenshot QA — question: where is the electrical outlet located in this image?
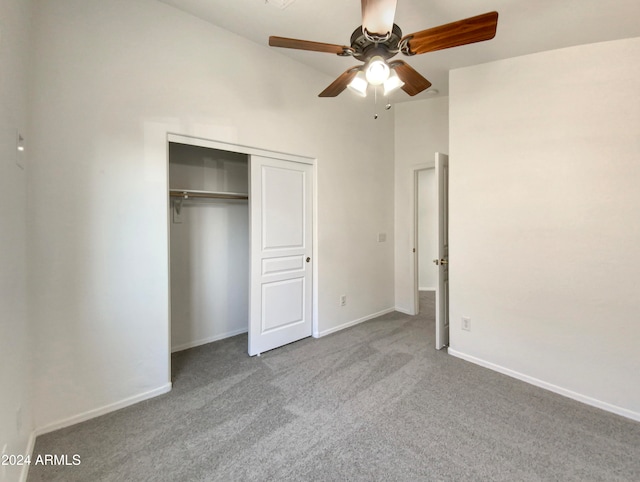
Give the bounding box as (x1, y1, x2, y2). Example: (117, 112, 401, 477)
(340, 295, 347, 307)
(462, 317, 471, 331)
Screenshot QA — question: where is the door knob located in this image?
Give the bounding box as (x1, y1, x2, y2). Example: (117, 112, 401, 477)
(433, 259, 440, 265)
(306, 257, 311, 263)
(433, 258, 448, 266)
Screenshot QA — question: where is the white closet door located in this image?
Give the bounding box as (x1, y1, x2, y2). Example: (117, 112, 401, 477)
(249, 155, 313, 356)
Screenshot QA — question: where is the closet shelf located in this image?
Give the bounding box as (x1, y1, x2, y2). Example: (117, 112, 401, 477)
(169, 189, 248, 200)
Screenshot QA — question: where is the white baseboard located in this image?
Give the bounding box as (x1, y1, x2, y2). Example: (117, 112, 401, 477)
(34, 383, 172, 437)
(19, 431, 36, 482)
(419, 288, 436, 292)
(316, 307, 395, 338)
(171, 328, 248, 353)
(448, 349, 640, 423)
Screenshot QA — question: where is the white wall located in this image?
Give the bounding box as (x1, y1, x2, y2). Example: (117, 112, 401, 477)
(394, 97, 448, 313)
(417, 169, 437, 291)
(0, 0, 34, 479)
(449, 37, 640, 419)
(28, 0, 394, 430)
(169, 144, 248, 351)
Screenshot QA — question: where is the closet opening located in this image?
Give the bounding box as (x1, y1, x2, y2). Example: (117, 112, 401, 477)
(168, 142, 249, 354)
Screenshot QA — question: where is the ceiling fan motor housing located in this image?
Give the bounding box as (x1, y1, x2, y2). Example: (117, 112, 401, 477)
(350, 24, 403, 62)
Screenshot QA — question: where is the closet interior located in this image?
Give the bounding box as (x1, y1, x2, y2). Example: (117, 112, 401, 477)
(168, 142, 249, 352)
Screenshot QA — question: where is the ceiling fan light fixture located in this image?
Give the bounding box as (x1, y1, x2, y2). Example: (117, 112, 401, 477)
(347, 71, 368, 97)
(365, 56, 390, 86)
(383, 70, 404, 95)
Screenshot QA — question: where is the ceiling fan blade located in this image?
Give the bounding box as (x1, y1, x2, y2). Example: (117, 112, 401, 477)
(319, 68, 360, 97)
(390, 60, 432, 96)
(361, 0, 398, 37)
(269, 36, 349, 55)
(401, 11, 498, 55)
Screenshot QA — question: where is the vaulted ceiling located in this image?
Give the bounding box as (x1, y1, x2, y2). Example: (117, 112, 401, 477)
(157, 0, 640, 101)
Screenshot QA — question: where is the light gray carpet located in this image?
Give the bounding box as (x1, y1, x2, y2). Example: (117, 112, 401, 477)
(29, 292, 640, 481)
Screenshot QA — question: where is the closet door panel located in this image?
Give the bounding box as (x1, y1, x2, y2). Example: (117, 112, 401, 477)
(249, 155, 313, 356)
(262, 278, 305, 332)
(262, 255, 305, 276)
(262, 166, 305, 249)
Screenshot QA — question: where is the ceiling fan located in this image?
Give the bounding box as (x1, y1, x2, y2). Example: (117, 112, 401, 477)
(269, 0, 498, 98)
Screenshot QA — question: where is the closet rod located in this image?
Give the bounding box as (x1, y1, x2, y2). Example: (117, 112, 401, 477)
(169, 189, 248, 200)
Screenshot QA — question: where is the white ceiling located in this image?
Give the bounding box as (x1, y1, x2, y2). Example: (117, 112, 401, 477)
(157, 0, 640, 101)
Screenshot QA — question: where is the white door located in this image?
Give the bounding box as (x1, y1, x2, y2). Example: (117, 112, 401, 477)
(435, 153, 449, 350)
(249, 155, 313, 356)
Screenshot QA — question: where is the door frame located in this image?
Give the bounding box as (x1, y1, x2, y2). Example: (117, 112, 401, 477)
(164, 133, 318, 370)
(410, 160, 435, 316)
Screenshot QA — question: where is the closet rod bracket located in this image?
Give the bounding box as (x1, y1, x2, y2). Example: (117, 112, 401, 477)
(174, 198, 183, 215)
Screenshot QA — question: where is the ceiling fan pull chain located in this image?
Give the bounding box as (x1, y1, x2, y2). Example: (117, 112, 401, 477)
(373, 86, 378, 120)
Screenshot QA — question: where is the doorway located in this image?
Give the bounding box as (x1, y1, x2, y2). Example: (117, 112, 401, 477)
(412, 153, 449, 349)
(168, 143, 250, 354)
(416, 168, 437, 293)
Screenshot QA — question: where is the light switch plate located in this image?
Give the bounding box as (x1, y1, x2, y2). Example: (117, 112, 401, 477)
(462, 317, 471, 331)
